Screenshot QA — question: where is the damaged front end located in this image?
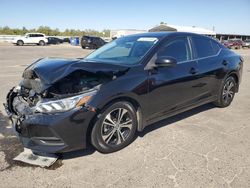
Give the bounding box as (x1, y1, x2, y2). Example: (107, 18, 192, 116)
(3, 58, 129, 153)
(4, 69, 110, 131)
(3, 74, 101, 152)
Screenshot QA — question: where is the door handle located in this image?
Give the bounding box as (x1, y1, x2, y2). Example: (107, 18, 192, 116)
(222, 60, 228, 66)
(189, 67, 197, 75)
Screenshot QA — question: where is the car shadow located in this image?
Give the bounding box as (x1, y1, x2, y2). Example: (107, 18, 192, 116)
(137, 103, 215, 137)
(14, 44, 41, 46)
(60, 146, 96, 160)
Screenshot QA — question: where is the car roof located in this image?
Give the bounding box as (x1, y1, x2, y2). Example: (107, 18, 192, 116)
(125, 31, 209, 39)
(83, 35, 101, 38)
(126, 32, 223, 48)
(25, 33, 45, 35)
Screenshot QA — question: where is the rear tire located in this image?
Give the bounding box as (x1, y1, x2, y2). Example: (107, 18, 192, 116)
(17, 40, 24, 46)
(91, 101, 137, 153)
(39, 40, 45, 46)
(213, 76, 237, 108)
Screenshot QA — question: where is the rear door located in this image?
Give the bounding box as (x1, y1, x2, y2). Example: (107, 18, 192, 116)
(28, 34, 39, 43)
(191, 36, 224, 98)
(37, 34, 45, 43)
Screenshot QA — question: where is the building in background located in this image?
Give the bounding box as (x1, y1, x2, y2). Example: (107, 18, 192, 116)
(216, 33, 250, 41)
(149, 23, 216, 36)
(110, 24, 216, 39)
(148, 23, 250, 41)
(110, 29, 147, 39)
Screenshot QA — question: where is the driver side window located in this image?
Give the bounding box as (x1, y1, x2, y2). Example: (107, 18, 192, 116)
(157, 37, 191, 63)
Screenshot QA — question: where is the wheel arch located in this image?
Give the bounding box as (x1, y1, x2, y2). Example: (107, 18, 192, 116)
(86, 96, 144, 144)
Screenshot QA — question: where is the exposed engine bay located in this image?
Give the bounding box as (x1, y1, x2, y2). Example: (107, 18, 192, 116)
(48, 71, 107, 96)
(22, 70, 110, 97)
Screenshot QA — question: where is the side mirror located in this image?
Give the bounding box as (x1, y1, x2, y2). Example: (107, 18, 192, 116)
(155, 56, 177, 67)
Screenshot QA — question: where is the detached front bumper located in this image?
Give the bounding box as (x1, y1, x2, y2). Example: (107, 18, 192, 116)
(4, 104, 96, 153)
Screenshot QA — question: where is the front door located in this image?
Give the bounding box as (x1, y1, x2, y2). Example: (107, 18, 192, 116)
(146, 36, 202, 124)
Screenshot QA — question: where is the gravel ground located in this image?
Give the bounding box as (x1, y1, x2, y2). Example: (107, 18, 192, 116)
(0, 43, 250, 188)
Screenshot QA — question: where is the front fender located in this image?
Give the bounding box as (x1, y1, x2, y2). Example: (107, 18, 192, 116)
(95, 91, 142, 111)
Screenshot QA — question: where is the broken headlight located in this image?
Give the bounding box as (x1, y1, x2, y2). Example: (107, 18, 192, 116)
(34, 90, 97, 113)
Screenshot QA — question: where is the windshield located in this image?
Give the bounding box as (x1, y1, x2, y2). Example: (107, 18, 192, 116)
(85, 36, 159, 65)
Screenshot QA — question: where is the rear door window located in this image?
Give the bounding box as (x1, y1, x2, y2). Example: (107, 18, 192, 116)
(211, 40, 221, 54)
(192, 37, 217, 58)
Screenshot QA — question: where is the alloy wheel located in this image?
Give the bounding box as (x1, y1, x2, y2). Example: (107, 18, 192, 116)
(222, 79, 235, 104)
(101, 108, 133, 146)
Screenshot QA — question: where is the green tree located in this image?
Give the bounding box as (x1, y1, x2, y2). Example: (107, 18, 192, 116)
(0, 26, 111, 37)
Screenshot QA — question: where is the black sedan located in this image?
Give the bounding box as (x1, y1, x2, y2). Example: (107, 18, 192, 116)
(4, 32, 243, 154)
(47, 37, 63, 45)
(81, 35, 106, 49)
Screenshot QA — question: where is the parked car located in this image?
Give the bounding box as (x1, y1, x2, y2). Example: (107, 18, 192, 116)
(242, 40, 250, 48)
(221, 40, 233, 49)
(62, 37, 70, 43)
(4, 32, 243, 154)
(47, 37, 63, 45)
(232, 39, 244, 48)
(222, 39, 243, 49)
(80, 35, 106, 49)
(12, 33, 48, 46)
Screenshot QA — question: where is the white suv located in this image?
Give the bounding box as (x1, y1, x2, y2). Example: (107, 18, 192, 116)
(13, 33, 48, 46)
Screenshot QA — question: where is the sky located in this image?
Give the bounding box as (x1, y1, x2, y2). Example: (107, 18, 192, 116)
(0, 0, 250, 35)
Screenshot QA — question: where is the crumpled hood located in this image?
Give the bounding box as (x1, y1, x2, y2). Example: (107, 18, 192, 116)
(23, 57, 130, 84)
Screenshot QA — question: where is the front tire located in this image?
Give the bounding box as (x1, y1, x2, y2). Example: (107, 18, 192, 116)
(17, 40, 24, 46)
(91, 101, 137, 153)
(213, 76, 237, 108)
